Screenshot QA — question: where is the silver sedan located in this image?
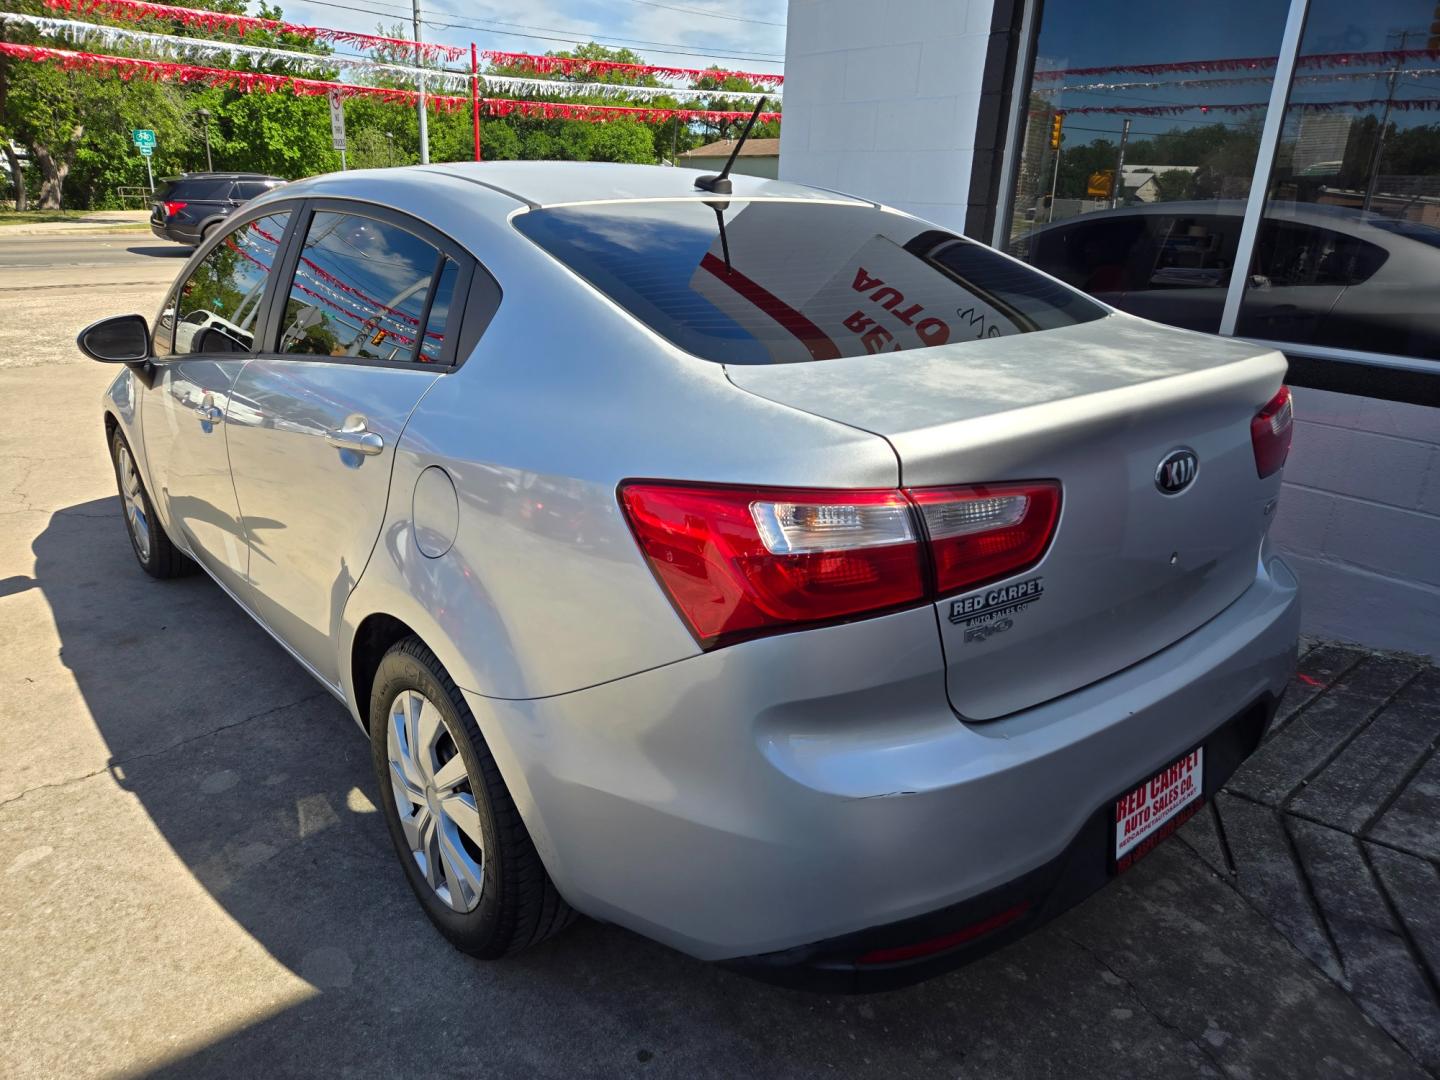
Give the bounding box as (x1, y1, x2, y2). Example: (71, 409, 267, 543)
(83, 163, 1299, 991)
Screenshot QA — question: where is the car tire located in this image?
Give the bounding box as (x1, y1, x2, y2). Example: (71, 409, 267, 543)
(109, 428, 196, 579)
(370, 636, 576, 958)
(200, 220, 221, 244)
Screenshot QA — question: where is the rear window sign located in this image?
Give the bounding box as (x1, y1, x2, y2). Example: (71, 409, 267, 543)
(689, 229, 1024, 364)
(809, 235, 1021, 353)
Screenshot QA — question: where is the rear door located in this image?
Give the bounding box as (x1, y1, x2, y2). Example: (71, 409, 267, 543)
(224, 201, 483, 687)
(141, 207, 294, 595)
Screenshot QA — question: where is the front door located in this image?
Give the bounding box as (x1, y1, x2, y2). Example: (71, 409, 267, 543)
(224, 207, 463, 687)
(141, 209, 293, 595)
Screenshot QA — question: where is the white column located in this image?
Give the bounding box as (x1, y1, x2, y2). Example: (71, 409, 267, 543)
(780, 0, 996, 234)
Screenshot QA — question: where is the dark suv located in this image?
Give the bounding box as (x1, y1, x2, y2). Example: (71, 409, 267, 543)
(150, 172, 287, 246)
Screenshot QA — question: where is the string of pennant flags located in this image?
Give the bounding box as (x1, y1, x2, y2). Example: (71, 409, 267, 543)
(38, 0, 785, 85)
(0, 12, 781, 103)
(0, 41, 784, 125)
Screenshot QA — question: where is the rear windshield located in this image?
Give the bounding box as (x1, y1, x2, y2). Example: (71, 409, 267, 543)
(513, 199, 1106, 364)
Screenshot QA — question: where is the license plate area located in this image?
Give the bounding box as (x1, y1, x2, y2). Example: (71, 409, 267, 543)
(1114, 748, 1204, 873)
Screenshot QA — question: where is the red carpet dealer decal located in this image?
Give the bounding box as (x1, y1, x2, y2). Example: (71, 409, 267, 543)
(1114, 749, 1205, 872)
(948, 576, 1044, 642)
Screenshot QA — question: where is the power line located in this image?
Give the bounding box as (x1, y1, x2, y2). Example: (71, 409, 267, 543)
(295, 0, 786, 63)
(614, 0, 785, 28)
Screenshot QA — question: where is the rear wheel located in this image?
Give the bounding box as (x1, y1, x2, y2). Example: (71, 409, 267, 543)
(199, 219, 221, 245)
(370, 636, 575, 958)
(109, 429, 194, 579)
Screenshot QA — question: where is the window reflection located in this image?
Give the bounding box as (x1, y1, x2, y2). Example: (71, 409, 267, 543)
(279, 212, 443, 362)
(173, 212, 289, 356)
(1239, 0, 1440, 358)
(1007, 0, 1289, 332)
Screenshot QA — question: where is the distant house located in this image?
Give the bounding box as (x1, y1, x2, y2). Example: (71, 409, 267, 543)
(677, 137, 780, 179)
(1122, 164, 1199, 203)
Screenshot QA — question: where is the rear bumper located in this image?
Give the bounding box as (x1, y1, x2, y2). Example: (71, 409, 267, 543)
(465, 546, 1299, 972)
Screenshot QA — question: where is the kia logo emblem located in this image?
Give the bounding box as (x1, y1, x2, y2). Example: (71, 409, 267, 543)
(1155, 449, 1199, 494)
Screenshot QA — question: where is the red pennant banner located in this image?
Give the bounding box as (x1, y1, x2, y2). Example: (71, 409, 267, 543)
(42, 0, 468, 62)
(0, 42, 783, 124)
(1033, 47, 1440, 82)
(479, 49, 784, 86)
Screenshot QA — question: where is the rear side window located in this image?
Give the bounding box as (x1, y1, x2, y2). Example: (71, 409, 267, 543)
(278, 210, 448, 363)
(232, 181, 274, 201)
(513, 200, 1106, 365)
(173, 178, 233, 200)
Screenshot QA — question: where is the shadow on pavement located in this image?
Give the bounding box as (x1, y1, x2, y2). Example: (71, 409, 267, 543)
(28, 497, 1429, 1079)
(125, 245, 191, 258)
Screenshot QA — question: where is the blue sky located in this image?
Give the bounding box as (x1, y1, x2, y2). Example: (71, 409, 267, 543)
(282, 0, 788, 74)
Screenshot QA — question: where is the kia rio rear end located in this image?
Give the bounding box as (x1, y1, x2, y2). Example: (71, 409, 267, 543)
(89, 163, 1299, 992)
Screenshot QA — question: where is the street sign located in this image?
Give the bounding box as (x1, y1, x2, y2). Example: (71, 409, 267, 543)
(327, 91, 347, 151)
(132, 129, 156, 149)
(138, 145, 153, 157)
(1086, 170, 1114, 198)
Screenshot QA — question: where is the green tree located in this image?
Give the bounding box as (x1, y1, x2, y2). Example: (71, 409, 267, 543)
(1151, 168, 1197, 202)
(589, 119, 655, 163)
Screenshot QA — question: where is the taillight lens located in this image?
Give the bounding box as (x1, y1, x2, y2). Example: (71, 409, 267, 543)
(909, 481, 1062, 597)
(619, 479, 1061, 649)
(163, 200, 187, 216)
(620, 484, 925, 649)
(1251, 385, 1294, 478)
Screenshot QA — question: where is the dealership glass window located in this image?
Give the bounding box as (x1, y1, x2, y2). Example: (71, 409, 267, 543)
(1236, 0, 1440, 360)
(1003, 0, 1291, 332)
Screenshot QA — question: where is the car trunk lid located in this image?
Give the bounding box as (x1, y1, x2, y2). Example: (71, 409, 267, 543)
(726, 315, 1288, 720)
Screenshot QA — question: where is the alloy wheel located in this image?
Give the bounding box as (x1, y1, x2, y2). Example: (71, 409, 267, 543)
(386, 689, 485, 912)
(116, 444, 151, 563)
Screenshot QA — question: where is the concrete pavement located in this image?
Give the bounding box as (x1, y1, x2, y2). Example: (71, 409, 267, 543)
(0, 240, 1435, 1079)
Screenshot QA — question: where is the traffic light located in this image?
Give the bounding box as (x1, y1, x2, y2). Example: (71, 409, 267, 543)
(1049, 113, 1065, 150)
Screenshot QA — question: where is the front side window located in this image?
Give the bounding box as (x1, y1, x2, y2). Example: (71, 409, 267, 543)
(514, 199, 1106, 365)
(278, 211, 446, 362)
(173, 211, 290, 356)
(1003, 0, 1291, 332)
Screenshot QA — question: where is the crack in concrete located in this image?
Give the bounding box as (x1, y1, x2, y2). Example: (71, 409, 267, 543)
(1061, 930, 1232, 1078)
(0, 690, 331, 812)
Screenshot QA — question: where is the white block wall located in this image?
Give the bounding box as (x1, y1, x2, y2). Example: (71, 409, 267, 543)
(781, 0, 997, 234)
(1270, 388, 1440, 658)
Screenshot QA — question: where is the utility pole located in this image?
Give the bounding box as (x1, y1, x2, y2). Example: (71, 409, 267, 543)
(1112, 118, 1131, 210)
(1363, 29, 1407, 213)
(412, 0, 429, 165)
(197, 108, 213, 171)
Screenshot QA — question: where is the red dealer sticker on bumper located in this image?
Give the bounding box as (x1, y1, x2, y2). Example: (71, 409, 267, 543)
(1114, 748, 1204, 872)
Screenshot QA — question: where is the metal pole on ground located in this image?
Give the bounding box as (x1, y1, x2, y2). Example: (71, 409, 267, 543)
(1112, 118, 1131, 210)
(413, 0, 429, 165)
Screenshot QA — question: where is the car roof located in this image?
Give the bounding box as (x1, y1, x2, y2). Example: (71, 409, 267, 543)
(164, 173, 285, 183)
(286, 161, 870, 210)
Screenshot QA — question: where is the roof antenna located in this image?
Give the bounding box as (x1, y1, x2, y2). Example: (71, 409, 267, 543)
(695, 96, 768, 195)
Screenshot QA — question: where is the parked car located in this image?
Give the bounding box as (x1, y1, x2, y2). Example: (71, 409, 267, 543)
(1016, 199, 1440, 358)
(149, 172, 287, 246)
(83, 163, 1298, 991)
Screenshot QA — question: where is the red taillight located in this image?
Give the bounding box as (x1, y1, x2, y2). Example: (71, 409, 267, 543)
(619, 484, 925, 649)
(909, 481, 1062, 597)
(619, 479, 1061, 649)
(1251, 385, 1294, 479)
(163, 200, 187, 216)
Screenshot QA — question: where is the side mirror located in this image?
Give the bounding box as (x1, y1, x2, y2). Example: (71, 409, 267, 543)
(77, 314, 152, 364)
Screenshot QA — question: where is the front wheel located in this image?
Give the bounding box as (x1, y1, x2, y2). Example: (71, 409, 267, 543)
(370, 636, 575, 958)
(109, 429, 194, 579)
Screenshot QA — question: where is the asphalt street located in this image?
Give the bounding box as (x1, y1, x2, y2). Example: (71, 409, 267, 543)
(0, 235, 1433, 1079)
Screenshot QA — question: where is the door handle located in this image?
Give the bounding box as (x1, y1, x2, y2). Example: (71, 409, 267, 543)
(196, 404, 222, 423)
(325, 418, 384, 456)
